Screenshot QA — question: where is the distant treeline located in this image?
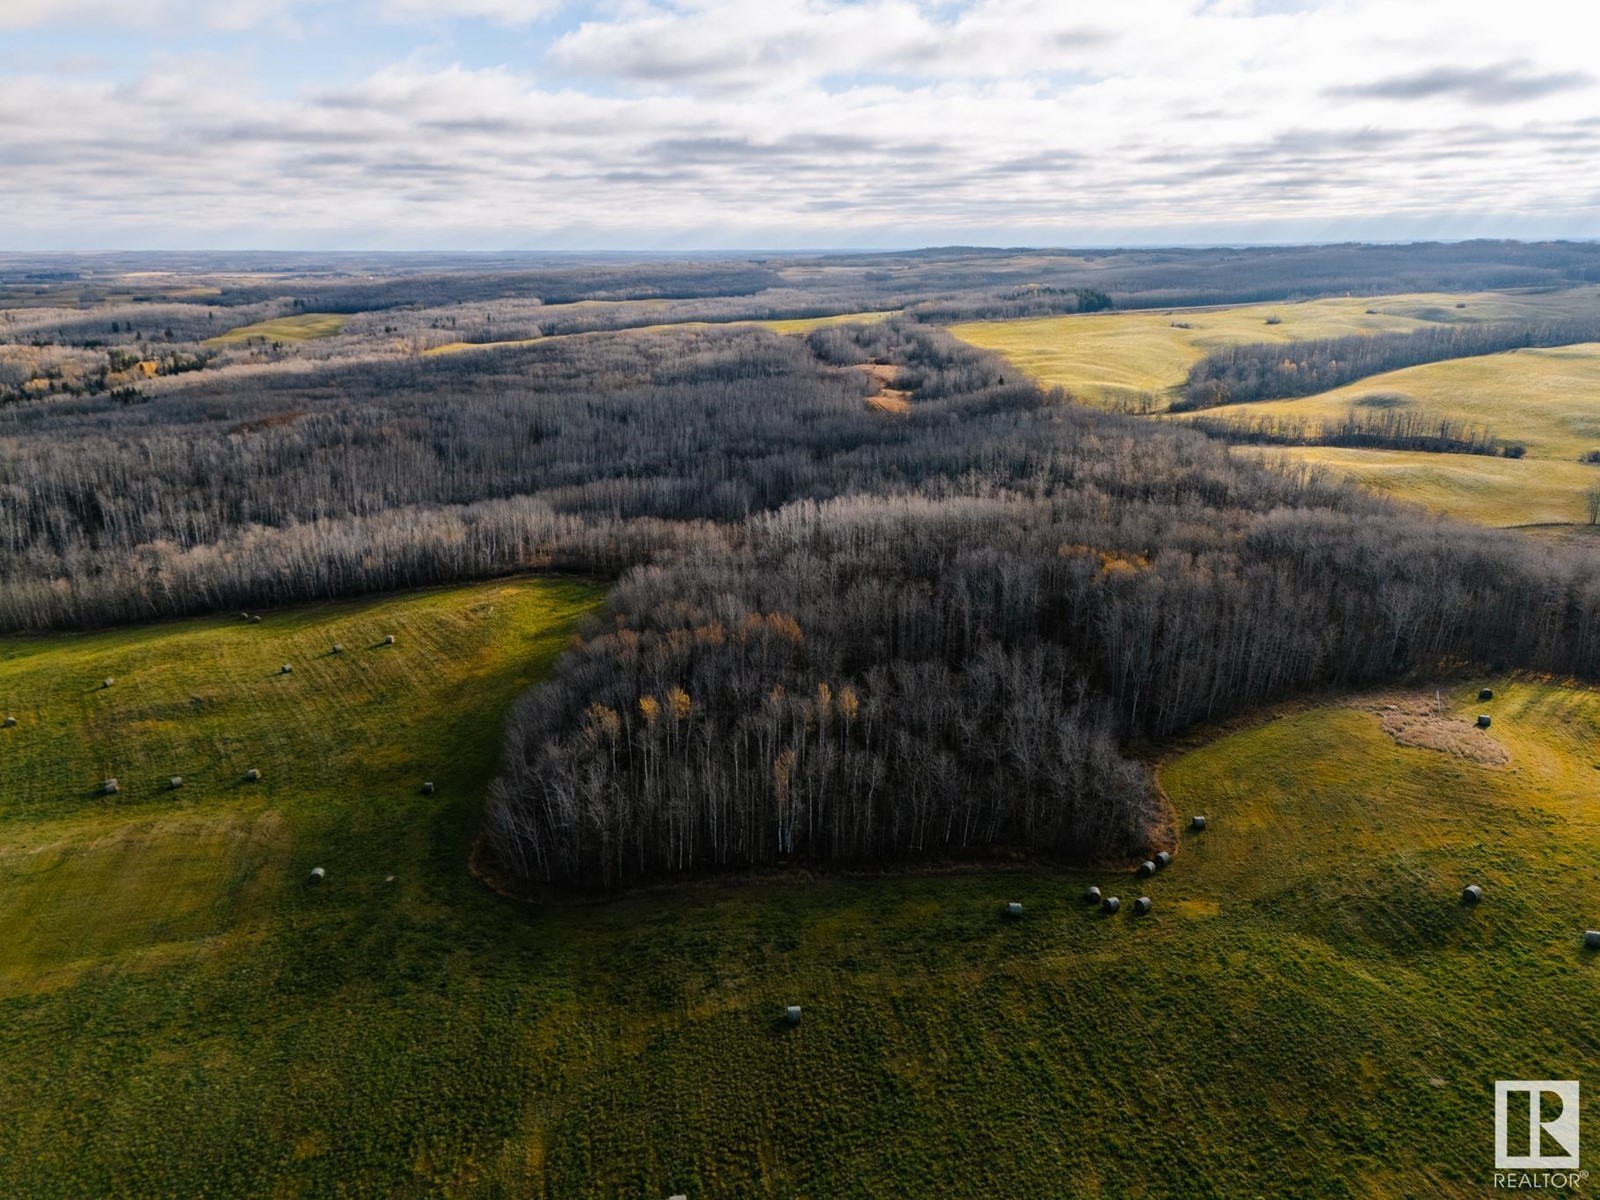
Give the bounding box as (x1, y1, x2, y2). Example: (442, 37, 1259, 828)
(204, 262, 785, 312)
(1186, 408, 1520, 457)
(1177, 318, 1600, 410)
(17, 242, 1600, 339)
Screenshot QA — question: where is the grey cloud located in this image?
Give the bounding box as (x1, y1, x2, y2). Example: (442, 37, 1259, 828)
(1329, 62, 1593, 105)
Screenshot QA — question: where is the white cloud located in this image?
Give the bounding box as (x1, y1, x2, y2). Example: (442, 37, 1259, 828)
(2, 0, 1599, 246)
(376, 0, 567, 25)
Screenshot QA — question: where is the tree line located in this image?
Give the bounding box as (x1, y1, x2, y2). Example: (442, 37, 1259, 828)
(1184, 407, 1519, 457)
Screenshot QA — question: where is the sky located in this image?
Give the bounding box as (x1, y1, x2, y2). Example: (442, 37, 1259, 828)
(3, 0, 1599, 250)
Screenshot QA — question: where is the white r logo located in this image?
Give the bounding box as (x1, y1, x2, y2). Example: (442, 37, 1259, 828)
(1496, 1080, 1580, 1170)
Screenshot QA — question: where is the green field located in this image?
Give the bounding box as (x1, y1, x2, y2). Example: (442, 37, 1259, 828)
(5, 572, 1599, 1194)
(205, 312, 349, 346)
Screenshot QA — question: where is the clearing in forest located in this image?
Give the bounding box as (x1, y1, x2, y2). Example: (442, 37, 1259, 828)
(204, 312, 349, 345)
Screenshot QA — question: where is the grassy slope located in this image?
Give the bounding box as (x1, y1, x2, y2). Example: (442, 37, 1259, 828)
(205, 312, 349, 346)
(1176, 344, 1600, 527)
(949, 289, 1600, 411)
(950, 289, 1600, 528)
(4, 575, 1599, 1193)
(1158, 680, 1600, 1194)
(1235, 445, 1599, 527)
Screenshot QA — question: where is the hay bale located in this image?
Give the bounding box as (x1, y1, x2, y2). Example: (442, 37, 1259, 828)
(1477, 714, 1492, 729)
(1190, 816, 1207, 831)
(1137, 860, 1156, 878)
(421, 781, 436, 796)
(169, 776, 183, 790)
(1102, 896, 1120, 915)
(1005, 901, 1023, 918)
(1479, 688, 1494, 701)
(331, 643, 344, 655)
(102, 677, 115, 689)
(280, 664, 293, 675)
(383, 634, 396, 646)
(1462, 884, 1483, 905)
(785, 1005, 802, 1025)
(1155, 851, 1172, 869)
(1084, 885, 1102, 905)
(2, 716, 15, 728)
(1134, 896, 1152, 916)
(1587, 930, 1600, 950)
(101, 778, 120, 796)
(250, 615, 262, 624)
(244, 768, 262, 782)
(308, 866, 326, 885)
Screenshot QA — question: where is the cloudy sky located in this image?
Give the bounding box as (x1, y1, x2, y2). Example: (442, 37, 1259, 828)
(3, 0, 1598, 249)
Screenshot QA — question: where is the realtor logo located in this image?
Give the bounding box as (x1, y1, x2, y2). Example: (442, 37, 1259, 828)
(1496, 1081, 1580, 1170)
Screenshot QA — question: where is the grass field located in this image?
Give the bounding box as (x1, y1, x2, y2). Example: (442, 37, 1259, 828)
(1169, 343, 1600, 526)
(951, 289, 1600, 529)
(4, 573, 1599, 1193)
(1183, 343, 1600, 462)
(204, 312, 349, 346)
(949, 288, 1600, 411)
(1235, 444, 1600, 527)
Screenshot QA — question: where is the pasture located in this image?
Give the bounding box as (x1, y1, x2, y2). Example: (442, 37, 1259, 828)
(952, 289, 1600, 528)
(204, 312, 349, 346)
(3, 572, 1598, 1195)
(949, 287, 1600, 411)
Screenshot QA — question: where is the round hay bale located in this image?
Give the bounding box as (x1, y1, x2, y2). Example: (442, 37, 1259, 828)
(1191, 816, 1207, 831)
(1477, 714, 1492, 729)
(1586, 930, 1600, 950)
(1005, 901, 1023, 918)
(421, 781, 436, 796)
(1137, 860, 1156, 878)
(1462, 884, 1483, 905)
(280, 664, 293, 675)
(785, 1005, 802, 1026)
(1084, 885, 1102, 905)
(1155, 851, 1172, 869)
(331, 643, 344, 655)
(101, 778, 120, 796)
(1134, 897, 1152, 916)
(1479, 688, 1494, 701)
(308, 866, 326, 885)
(102, 677, 115, 689)
(383, 634, 396, 646)
(240, 612, 251, 621)
(1102, 896, 1120, 915)
(169, 776, 183, 790)
(244, 768, 262, 782)
(250, 615, 262, 624)
(2, 716, 16, 728)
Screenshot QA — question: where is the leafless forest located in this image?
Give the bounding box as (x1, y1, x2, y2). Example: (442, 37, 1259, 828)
(6, 245, 1600, 885)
